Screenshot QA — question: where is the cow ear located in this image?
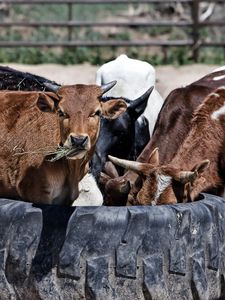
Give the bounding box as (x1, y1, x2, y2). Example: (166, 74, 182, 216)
(192, 159, 210, 175)
(101, 99, 127, 119)
(99, 172, 111, 186)
(36, 93, 58, 113)
(148, 147, 159, 166)
(103, 161, 119, 179)
(178, 159, 210, 184)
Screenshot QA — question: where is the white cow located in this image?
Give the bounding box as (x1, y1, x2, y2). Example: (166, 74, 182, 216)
(96, 54, 164, 137)
(73, 173, 103, 206)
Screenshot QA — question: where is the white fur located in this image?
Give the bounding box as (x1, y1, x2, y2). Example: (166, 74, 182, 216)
(73, 173, 103, 206)
(155, 174, 172, 201)
(96, 54, 164, 137)
(211, 102, 225, 120)
(213, 75, 225, 81)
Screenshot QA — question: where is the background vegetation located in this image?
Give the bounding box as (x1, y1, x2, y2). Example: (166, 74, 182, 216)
(0, 2, 224, 65)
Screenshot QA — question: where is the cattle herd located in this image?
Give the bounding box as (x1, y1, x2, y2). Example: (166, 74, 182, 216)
(0, 54, 225, 207)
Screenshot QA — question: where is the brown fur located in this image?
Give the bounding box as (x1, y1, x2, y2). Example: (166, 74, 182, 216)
(104, 70, 225, 205)
(118, 87, 225, 205)
(99, 162, 130, 206)
(0, 87, 127, 205)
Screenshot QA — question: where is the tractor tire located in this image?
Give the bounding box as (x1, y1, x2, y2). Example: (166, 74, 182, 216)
(0, 193, 225, 300)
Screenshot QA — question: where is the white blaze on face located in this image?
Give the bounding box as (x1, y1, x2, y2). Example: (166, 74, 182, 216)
(155, 174, 172, 202)
(211, 101, 225, 120)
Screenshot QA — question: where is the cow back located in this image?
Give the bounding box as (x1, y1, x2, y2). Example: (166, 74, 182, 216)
(0, 91, 60, 199)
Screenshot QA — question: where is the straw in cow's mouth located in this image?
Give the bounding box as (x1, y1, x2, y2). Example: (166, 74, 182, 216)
(48, 146, 85, 161)
(12, 145, 84, 161)
(12, 145, 57, 157)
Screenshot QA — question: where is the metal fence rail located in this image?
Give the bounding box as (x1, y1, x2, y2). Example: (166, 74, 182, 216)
(1, 0, 225, 3)
(0, 0, 224, 62)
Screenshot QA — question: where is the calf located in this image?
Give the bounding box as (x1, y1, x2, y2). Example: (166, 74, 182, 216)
(109, 87, 225, 205)
(0, 66, 106, 205)
(103, 69, 225, 205)
(0, 83, 126, 205)
(99, 162, 130, 206)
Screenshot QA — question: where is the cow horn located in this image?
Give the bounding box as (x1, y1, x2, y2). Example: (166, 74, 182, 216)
(133, 86, 154, 102)
(101, 80, 117, 94)
(44, 82, 60, 93)
(108, 155, 146, 173)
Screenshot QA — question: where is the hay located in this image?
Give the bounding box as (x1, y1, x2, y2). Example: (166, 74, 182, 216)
(12, 145, 76, 162)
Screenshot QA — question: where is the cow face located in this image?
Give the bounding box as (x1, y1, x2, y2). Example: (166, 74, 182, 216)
(91, 87, 153, 180)
(41, 82, 127, 160)
(109, 148, 210, 205)
(99, 161, 131, 206)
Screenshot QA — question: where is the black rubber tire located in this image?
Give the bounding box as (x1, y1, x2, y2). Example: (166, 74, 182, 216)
(0, 193, 225, 300)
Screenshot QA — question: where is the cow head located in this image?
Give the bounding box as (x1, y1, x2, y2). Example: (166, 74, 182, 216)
(108, 148, 210, 205)
(91, 86, 153, 180)
(42, 82, 127, 161)
(99, 161, 130, 206)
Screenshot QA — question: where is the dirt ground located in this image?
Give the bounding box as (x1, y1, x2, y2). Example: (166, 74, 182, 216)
(6, 63, 222, 98)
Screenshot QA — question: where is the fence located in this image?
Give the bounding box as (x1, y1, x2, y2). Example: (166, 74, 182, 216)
(0, 0, 224, 62)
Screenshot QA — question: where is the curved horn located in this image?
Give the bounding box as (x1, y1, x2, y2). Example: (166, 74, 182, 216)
(127, 86, 154, 119)
(44, 82, 61, 93)
(108, 155, 148, 173)
(133, 86, 154, 102)
(101, 80, 117, 94)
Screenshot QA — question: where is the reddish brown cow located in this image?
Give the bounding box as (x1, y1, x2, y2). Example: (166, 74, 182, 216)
(109, 87, 225, 205)
(0, 83, 127, 205)
(103, 69, 225, 205)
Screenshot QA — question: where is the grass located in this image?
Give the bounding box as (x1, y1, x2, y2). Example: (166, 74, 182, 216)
(13, 144, 75, 161)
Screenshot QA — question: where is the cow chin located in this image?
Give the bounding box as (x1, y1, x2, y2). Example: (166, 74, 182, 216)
(66, 149, 88, 160)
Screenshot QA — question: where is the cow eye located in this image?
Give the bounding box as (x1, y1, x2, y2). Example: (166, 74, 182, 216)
(58, 109, 68, 118)
(95, 109, 101, 116)
(90, 109, 101, 117)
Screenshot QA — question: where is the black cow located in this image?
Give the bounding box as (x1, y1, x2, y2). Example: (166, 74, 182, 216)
(0, 66, 59, 91)
(91, 87, 153, 181)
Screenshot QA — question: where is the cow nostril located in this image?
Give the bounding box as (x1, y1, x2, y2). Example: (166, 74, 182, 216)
(70, 135, 88, 148)
(82, 136, 88, 145)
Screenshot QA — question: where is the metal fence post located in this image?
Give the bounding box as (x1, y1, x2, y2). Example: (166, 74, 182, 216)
(68, 3, 73, 41)
(191, 0, 200, 62)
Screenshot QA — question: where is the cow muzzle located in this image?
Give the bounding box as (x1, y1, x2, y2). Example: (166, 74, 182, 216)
(70, 135, 88, 148)
(65, 134, 90, 159)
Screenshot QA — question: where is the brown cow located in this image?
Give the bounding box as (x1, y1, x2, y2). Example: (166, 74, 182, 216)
(109, 87, 225, 205)
(103, 69, 225, 205)
(0, 83, 127, 205)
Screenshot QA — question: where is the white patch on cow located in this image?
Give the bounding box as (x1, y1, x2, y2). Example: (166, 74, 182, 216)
(213, 75, 225, 81)
(210, 93, 220, 98)
(211, 101, 225, 120)
(217, 86, 225, 91)
(73, 173, 103, 206)
(155, 174, 172, 201)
